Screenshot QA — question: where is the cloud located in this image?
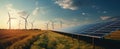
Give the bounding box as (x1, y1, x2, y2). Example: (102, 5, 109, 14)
(73, 18, 78, 21)
(82, 12, 86, 15)
(6, 4, 28, 18)
(100, 16, 111, 20)
(103, 11, 107, 13)
(6, 4, 20, 17)
(35, 1, 39, 6)
(55, 0, 78, 10)
(32, 1, 46, 16)
(32, 7, 40, 16)
(54, 0, 92, 10)
(6, 4, 13, 11)
(108, 16, 120, 21)
(92, 5, 100, 10)
(18, 10, 28, 16)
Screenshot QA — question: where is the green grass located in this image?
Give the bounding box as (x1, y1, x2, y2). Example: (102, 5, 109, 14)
(30, 31, 104, 49)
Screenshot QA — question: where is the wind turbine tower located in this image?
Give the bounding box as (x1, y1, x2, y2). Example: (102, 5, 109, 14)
(30, 20, 35, 29)
(51, 21, 54, 29)
(60, 20, 62, 28)
(20, 14, 30, 29)
(7, 12, 16, 29)
(46, 23, 49, 30)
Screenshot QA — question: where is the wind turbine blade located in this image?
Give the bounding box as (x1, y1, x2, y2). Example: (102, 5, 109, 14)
(26, 14, 30, 19)
(8, 12, 10, 18)
(20, 16, 25, 19)
(10, 18, 16, 19)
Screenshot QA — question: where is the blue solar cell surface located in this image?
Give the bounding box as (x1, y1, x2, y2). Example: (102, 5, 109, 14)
(53, 20, 120, 38)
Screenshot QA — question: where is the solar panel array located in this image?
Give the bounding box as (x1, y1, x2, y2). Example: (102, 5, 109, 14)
(54, 20, 120, 38)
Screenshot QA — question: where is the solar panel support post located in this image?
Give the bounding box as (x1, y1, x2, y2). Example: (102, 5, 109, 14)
(92, 37, 95, 49)
(77, 35, 80, 48)
(72, 34, 74, 44)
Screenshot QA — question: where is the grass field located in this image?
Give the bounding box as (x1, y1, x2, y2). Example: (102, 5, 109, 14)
(0, 29, 43, 49)
(30, 31, 104, 49)
(0, 29, 119, 49)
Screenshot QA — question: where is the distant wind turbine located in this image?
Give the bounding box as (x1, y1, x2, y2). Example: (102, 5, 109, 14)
(45, 23, 49, 30)
(20, 14, 30, 29)
(7, 12, 16, 29)
(30, 20, 35, 29)
(60, 20, 62, 28)
(51, 21, 54, 29)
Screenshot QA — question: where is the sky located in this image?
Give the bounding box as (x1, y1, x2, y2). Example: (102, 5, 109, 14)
(0, 0, 120, 29)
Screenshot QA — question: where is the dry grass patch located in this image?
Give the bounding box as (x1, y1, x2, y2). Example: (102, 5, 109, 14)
(0, 29, 43, 49)
(105, 30, 120, 40)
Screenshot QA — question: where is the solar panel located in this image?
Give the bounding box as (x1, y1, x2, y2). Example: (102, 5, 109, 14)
(53, 20, 120, 38)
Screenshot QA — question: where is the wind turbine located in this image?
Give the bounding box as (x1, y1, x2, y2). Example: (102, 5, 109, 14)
(20, 14, 30, 29)
(60, 20, 62, 28)
(45, 23, 49, 30)
(30, 20, 35, 29)
(51, 21, 54, 29)
(7, 12, 16, 29)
